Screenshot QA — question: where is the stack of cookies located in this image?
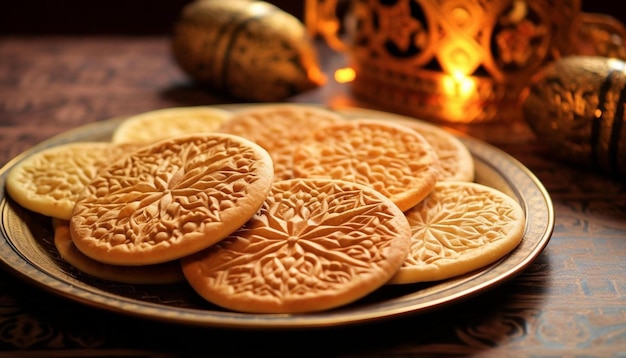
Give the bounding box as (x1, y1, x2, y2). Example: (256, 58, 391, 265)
(5, 104, 525, 314)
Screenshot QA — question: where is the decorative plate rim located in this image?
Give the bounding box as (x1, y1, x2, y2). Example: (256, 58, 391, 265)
(0, 105, 554, 329)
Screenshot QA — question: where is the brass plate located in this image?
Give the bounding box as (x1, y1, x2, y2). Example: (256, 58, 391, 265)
(0, 106, 554, 329)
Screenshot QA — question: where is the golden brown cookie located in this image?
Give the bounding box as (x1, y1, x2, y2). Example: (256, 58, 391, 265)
(292, 119, 440, 211)
(389, 181, 526, 284)
(53, 219, 185, 285)
(181, 178, 411, 313)
(70, 133, 274, 266)
(5, 142, 138, 220)
(217, 104, 345, 181)
(111, 106, 232, 144)
(388, 117, 474, 182)
(335, 108, 474, 182)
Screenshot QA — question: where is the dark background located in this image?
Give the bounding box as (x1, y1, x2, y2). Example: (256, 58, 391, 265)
(0, 1, 302, 34)
(0, 0, 623, 35)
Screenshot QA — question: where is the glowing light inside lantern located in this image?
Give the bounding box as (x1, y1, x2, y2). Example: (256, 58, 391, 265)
(439, 71, 479, 122)
(442, 71, 477, 98)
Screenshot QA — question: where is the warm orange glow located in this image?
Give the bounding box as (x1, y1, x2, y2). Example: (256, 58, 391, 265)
(594, 109, 603, 118)
(442, 71, 477, 98)
(334, 67, 356, 83)
(439, 72, 479, 122)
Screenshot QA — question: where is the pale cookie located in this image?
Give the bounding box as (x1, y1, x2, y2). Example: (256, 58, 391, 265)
(70, 133, 274, 266)
(53, 219, 185, 285)
(6, 142, 139, 220)
(111, 106, 232, 144)
(292, 119, 440, 212)
(217, 104, 345, 181)
(388, 118, 474, 182)
(181, 178, 411, 314)
(388, 181, 526, 284)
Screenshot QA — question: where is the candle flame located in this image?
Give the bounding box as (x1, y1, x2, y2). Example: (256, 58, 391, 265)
(443, 73, 476, 98)
(442, 71, 476, 98)
(439, 71, 479, 122)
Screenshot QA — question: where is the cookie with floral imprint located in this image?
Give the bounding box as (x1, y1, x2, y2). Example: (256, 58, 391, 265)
(389, 181, 525, 284)
(182, 178, 411, 313)
(217, 104, 345, 181)
(292, 119, 441, 211)
(70, 133, 274, 266)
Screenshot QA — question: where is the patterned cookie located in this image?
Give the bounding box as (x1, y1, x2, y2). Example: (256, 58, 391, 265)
(292, 119, 440, 212)
(217, 104, 345, 181)
(388, 181, 526, 284)
(70, 133, 274, 266)
(181, 178, 411, 313)
(388, 118, 474, 182)
(5, 142, 139, 220)
(53, 219, 185, 285)
(111, 106, 232, 144)
(336, 108, 474, 182)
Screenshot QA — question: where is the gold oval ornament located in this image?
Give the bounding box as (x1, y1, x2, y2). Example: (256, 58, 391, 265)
(523, 56, 626, 178)
(172, 0, 326, 102)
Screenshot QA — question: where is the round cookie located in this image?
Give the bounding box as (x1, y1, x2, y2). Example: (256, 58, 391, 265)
(53, 219, 185, 285)
(292, 119, 441, 212)
(5, 142, 139, 220)
(70, 133, 274, 266)
(388, 118, 475, 182)
(111, 106, 232, 144)
(181, 178, 411, 314)
(388, 181, 526, 284)
(217, 104, 345, 181)
(334, 108, 474, 182)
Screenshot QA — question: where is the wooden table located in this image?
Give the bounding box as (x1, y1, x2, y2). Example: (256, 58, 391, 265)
(1, 35, 625, 356)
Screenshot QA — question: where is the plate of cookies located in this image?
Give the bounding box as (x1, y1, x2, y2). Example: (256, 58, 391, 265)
(0, 104, 554, 328)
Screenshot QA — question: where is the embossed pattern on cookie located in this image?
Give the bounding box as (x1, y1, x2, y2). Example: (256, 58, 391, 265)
(181, 178, 411, 313)
(217, 104, 345, 181)
(292, 119, 440, 211)
(389, 181, 526, 284)
(70, 133, 274, 266)
(389, 118, 475, 182)
(6, 142, 139, 220)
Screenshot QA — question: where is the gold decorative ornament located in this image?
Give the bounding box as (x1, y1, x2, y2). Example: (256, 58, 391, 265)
(172, 0, 326, 102)
(307, 0, 626, 123)
(522, 56, 626, 178)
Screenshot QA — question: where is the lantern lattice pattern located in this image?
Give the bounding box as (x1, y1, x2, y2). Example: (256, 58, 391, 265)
(309, 0, 625, 123)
